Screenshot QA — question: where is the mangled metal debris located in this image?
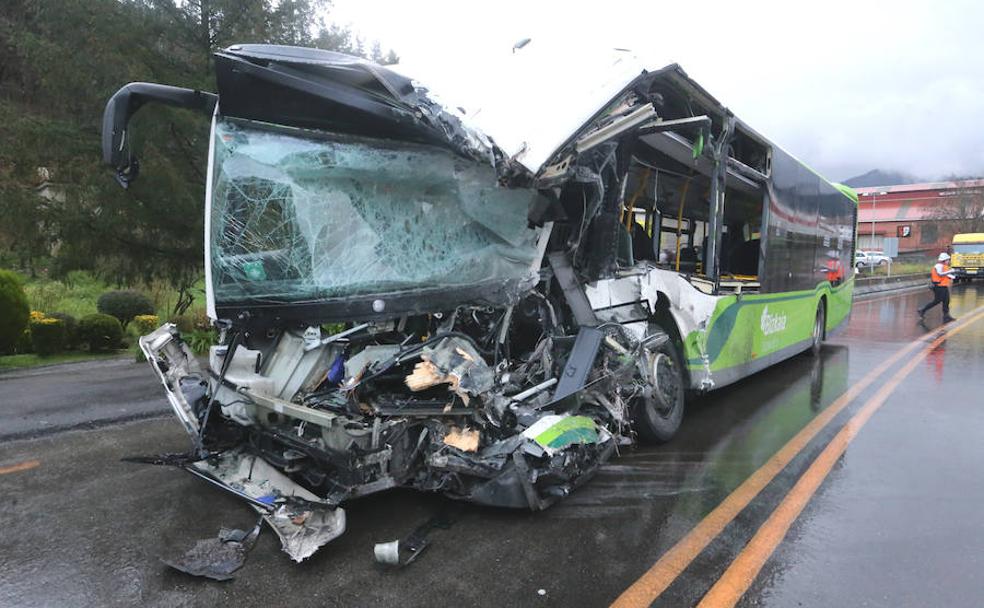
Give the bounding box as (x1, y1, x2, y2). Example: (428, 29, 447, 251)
(162, 520, 261, 581)
(107, 40, 856, 565)
(373, 509, 457, 567)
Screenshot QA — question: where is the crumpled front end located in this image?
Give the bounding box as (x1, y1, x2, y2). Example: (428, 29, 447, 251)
(141, 299, 639, 560)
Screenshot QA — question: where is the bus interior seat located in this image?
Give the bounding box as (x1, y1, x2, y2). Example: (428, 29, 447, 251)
(727, 238, 760, 276)
(632, 222, 654, 262)
(677, 246, 698, 272)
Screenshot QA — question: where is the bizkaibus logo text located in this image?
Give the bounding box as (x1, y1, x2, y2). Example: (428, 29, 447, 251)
(760, 306, 787, 336)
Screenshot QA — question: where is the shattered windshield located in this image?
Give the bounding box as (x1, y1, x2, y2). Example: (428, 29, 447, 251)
(209, 118, 541, 307)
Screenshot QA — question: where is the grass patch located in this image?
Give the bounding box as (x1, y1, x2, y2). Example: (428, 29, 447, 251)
(22, 270, 207, 320)
(0, 350, 125, 370)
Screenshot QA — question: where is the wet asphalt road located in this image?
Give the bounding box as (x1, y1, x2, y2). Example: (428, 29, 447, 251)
(0, 356, 168, 440)
(2, 283, 984, 607)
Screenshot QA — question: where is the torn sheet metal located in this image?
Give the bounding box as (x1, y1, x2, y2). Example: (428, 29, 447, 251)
(189, 450, 346, 562)
(139, 324, 205, 436)
(162, 521, 260, 581)
(405, 337, 493, 403)
(373, 509, 456, 567)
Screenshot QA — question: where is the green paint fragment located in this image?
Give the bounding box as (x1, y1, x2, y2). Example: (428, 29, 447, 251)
(532, 415, 599, 449)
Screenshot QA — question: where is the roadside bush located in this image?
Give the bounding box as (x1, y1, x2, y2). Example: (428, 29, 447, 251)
(46, 312, 78, 348)
(30, 317, 66, 356)
(0, 270, 30, 354)
(132, 314, 160, 336)
(169, 309, 209, 334)
(15, 328, 33, 354)
(79, 313, 123, 352)
(97, 290, 154, 328)
(170, 313, 195, 333)
(186, 328, 217, 355)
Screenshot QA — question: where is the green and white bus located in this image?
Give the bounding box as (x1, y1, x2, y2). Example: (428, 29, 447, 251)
(101, 45, 858, 546)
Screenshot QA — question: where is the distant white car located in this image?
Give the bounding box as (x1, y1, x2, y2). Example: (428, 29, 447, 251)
(855, 250, 891, 269)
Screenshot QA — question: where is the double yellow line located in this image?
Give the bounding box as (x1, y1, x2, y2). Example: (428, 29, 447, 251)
(613, 306, 984, 608)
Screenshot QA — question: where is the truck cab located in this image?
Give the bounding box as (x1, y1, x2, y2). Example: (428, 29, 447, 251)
(951, 233, 984, 281)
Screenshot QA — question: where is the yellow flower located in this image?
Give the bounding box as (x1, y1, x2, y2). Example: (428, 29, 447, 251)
(132, 314, 160, 335)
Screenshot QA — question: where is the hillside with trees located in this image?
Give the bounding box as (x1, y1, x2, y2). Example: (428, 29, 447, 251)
(0, 0, 395, 306)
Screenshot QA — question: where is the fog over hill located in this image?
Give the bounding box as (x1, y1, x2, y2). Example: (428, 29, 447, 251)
(842, 170, 921, 188)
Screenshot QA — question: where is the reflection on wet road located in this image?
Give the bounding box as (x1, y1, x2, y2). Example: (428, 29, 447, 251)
(2, 284, 984, 607)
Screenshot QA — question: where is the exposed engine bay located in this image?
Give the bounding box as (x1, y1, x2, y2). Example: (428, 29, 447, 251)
(140, 291, 672, 560)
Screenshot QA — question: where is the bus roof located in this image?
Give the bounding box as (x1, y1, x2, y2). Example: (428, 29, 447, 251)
(953, 233, 984, 244)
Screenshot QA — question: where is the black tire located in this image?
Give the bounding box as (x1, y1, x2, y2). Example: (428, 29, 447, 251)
(808, 301, 825, 357)
(632, 325, 686, 443)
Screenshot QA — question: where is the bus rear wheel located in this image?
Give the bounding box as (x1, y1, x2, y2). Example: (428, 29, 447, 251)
(632, 325, 685, 443)
(808, 302, 826, 357)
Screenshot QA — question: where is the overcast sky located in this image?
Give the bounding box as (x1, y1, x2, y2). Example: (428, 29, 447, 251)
(328, 0, 984, 182)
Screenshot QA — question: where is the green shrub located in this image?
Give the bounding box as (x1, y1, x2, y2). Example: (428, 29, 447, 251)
(46, 312, 78, 348)
(0, 270, 30, 354)
(15, 328, 33, 354)
(186, 328, 217, 355)
(97, 290, 154, 327)
(30, 317, 67, 356)
(169, 309, 209, 334)
(132, 314, 160, 336)
(169, 313, 195, 333)
(79, 313, 123, 352)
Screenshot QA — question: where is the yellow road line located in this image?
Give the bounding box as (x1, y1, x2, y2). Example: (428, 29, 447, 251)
(611, 307, 984, 608)
(696, 313, 982, 607)
(0, 459, 41, 475)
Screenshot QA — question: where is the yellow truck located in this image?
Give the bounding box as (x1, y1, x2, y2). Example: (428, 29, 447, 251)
(951, 233, 984, 281)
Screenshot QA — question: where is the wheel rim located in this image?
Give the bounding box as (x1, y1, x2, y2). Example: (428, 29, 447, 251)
(650, 352, 680, 416)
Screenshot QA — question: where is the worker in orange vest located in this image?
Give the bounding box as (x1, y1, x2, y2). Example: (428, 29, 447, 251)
(822, 250, 844, 286)
(918, 252, 957, 322)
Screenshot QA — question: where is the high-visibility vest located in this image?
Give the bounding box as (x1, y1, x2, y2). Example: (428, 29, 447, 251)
(931, 263, 953, 287)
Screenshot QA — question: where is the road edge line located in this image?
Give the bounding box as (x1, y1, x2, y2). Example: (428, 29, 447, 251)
(695, 310, 984, 607)
(610, 307, 984, 608)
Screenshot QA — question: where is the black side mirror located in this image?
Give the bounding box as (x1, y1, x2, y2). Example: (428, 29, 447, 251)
(102, 82, 217, 188)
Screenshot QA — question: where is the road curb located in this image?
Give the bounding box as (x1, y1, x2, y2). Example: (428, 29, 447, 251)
(854, 273, 926, 297)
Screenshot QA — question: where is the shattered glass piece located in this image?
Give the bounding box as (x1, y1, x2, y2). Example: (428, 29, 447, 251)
(522, 415, 600, 455)
(210, 119, 545, 308)
(161, 521, 260, 581)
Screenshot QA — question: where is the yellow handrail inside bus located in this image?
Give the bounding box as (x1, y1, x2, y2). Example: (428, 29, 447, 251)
(675, 177, 693, 271)
(624, 167, 651, 230)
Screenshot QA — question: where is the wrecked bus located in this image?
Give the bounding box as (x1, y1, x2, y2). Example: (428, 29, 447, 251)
(102, 44, 857, 562)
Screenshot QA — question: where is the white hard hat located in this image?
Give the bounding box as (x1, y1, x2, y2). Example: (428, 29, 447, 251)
(938, 252, 950, 262)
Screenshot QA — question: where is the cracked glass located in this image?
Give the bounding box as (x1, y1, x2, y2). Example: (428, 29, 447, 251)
(209, 118, 541, 306)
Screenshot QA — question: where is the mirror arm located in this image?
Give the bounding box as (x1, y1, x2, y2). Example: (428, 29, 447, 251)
(101, 82, 217, 188)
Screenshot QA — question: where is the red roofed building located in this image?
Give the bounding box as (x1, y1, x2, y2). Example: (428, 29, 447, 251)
(855, 179, 984, 255)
